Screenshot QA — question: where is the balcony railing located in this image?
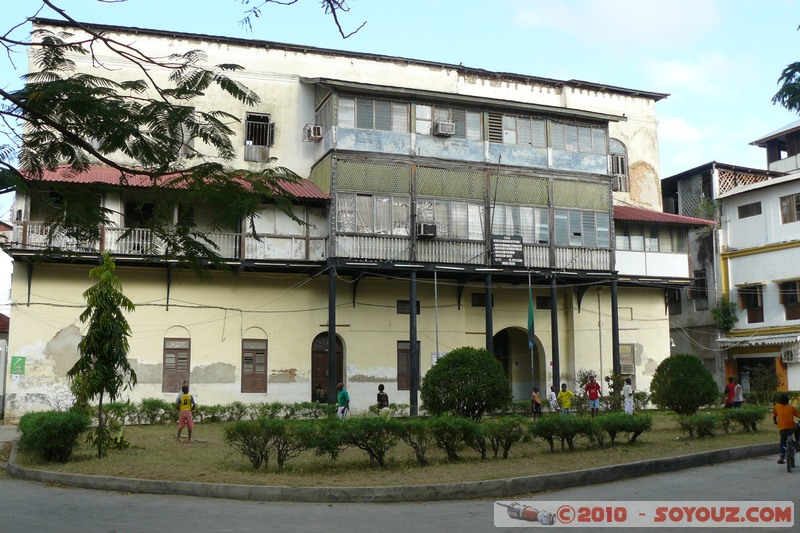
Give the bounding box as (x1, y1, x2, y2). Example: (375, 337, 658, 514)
(12, 222, 614, 270)
(12, 222, 325, 262)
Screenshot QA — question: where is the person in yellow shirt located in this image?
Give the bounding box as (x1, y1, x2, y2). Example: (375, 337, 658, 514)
(772, 394, 800, 464)
(557, 383, 574, 415)
(176, 385, 196, 444)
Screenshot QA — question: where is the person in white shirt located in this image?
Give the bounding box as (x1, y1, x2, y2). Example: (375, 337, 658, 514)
(623, 377, 634, 414)
(547, 385, 560, 414)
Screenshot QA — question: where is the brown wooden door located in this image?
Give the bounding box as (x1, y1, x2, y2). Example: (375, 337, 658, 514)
(311, 333, 343, 402)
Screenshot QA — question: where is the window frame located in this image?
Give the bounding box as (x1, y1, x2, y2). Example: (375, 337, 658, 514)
(336, 192, 411, 236)
(554, 209, 610, 248)
(162, 338, 191, 393)
(737, 201, 762, 219)
(397, 340, 420, 391)
(780, 193, 800, 224)
(737, 284, 764, 323)
(779, 280, 800, 320)
(241, 339, 268, 393)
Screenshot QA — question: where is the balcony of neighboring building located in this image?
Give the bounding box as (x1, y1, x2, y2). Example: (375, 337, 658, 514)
(613, 206, 715, 279)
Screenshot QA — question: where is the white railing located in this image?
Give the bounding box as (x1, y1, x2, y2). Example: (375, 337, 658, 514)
(523, 244, 550, 269)
(554, 246, 610, 270)
(244, 234, 326, 261)
(415, 240, 485, 264)
(334, 235, 412, 261)
(15, 222, 97, 252)
(105, 227, 162, 255)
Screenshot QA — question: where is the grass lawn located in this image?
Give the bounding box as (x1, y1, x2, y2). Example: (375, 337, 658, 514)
(7, 411, 776, 487)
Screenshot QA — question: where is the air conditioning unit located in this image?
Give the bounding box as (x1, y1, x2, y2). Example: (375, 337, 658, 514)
(620, 364, 635, 375)
(303, 124, 323, 142)
(416, 223, 437, 238)
(433, 120, 456, 137)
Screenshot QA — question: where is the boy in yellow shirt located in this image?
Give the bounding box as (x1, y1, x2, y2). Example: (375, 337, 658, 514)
(176, 385, 196, 444)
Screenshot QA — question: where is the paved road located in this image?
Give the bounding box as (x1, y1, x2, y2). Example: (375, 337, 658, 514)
(0, 454, 796, 532)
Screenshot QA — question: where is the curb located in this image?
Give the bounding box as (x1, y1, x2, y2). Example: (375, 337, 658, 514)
(7, 442, 776, 503)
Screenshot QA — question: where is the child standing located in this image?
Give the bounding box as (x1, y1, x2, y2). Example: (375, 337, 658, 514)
(623, 377, 634, 415)
(557, 383, 574, 415)
(547, 385, 560, 414)
(377, 383, 390, 414)
(531, 387, 542, 419)
(176, 384, 196, 443)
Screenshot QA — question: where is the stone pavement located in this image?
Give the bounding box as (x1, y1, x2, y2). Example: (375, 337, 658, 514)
(0, 421, 775, 503)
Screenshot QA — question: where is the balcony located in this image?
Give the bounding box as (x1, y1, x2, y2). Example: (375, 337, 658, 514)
(10, 222, 326, 262)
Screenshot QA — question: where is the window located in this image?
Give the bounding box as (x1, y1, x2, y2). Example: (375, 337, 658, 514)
(779, 281, 800, 320)
(738, 285, 764, 323)
(163, 338, 190, 393)
(738, 202, 762, 219)
(416, 104, 481, 140)
(397, 340, 420, 391)
(471, 293, 493, 307)
(689, 270, 708, 310)
(244, 113, 275, 162)
(417, 198, 484, 240)
(551, 122, 606, 154)
(338, 97, 409, 133)
(241, 339, 267, 393)
(124, 201, 155, 228)
(609, 139, 629, 192)
(396, 300, 421, 315)
(666, 288, 682, 315)
(780, 193, 800, 224)
(554, 209, 610, 248)
(336, 193, 410, 235)
(535, 296, 552, 309)
(491, 204, 549, 244)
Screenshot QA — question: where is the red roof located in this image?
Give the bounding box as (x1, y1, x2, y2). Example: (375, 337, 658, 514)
(614, 205, 715, 226)
(30, 166, 330, 201)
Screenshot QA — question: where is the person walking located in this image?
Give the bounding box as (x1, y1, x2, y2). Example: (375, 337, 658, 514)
(337, 382, 350, 420)
(733, 379, 744, 408)
(723, 377, 736, 409)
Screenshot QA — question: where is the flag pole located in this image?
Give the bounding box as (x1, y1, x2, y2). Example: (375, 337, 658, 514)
(528, 270, 535, 392)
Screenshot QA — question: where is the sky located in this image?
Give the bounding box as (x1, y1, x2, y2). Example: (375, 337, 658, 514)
(0, 0, 797, 314)
(2, 0, 800, 179)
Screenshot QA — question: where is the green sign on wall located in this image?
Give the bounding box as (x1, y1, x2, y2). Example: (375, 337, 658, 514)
(10, 356, 25, 375)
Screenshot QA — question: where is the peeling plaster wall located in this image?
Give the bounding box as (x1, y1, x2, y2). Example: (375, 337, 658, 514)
(4, 257, 673, 418)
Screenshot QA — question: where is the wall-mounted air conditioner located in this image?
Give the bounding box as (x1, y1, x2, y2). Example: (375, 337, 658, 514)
(433, 120, 456, 137)
(303, 124, 323, 142)
(416, 223, 437, 238)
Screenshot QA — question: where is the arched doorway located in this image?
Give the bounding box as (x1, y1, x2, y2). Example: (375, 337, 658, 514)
(493, 327, 543, 400)
(311, 332, 343, 402)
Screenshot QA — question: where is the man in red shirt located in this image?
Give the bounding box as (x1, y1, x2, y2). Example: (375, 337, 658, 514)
(723, 377, 736, 409)
(584, 375, 602, 418)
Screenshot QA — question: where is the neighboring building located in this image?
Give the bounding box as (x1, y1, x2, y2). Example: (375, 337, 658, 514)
(2, 18, 701, 419)
(662, 163, 777, 384)
(663, 120, 800, 391)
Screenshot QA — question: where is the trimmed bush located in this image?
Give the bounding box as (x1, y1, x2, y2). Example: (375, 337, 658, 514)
(339, 416, 401, 467)
(19, 409, 91, 462)
(529, 415, 560, 452)
(678, 413, 718, 438)
(650, 354, 719, 415)
(483, 416, 527, 459)
(264, 419, 310, 471)
(223, 419, 272, 469)
(138, 398, 172, 425)
(717, 405, 769, 433)
(306, 418, 349, 461)
(428, 415, 477, 461)
(420, 346, 512, 421)
(554, 415, 594, 450)
(104, 401, 138, 426)
(396, 417, 433, 466)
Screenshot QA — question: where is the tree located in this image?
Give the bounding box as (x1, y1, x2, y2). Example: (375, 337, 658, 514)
(0, 1, 363, 272)
(649, 353, 719, 416)
(420, 346, 512, 421)
(774, 30, 800, 114)
(67, 252, 136, 458)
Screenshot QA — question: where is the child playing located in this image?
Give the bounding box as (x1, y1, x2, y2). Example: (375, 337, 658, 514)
(557, 383, 574, 415)
(176, 384, 196, 444)
(547, 385, 560, 414)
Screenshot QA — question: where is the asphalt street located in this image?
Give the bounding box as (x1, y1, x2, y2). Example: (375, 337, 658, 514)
(0, 454, 796, 533)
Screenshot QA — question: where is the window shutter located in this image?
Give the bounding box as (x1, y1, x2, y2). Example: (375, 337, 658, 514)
(356, 98, 374, 129)
(488, 113, 503, 143)
(267, 122, 275, 146)
(374, 100, 392, 131)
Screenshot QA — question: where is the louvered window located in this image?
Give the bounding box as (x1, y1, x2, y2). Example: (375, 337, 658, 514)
(242, 339, 267, 393)
(163, 338, 190, 393)
(397, 340, 420, 391)
(554, 209, 610, 248)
